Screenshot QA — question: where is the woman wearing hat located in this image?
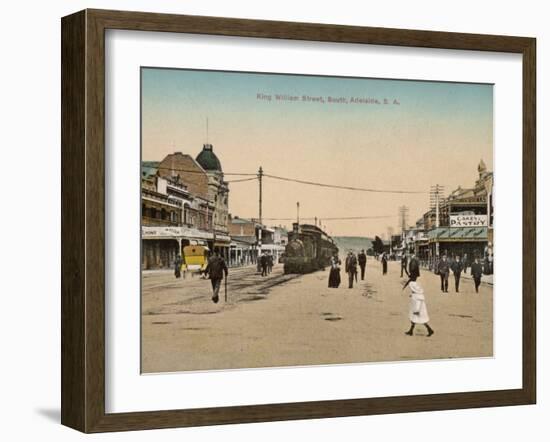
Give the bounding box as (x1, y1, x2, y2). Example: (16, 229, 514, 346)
(403, 276, 434, 337)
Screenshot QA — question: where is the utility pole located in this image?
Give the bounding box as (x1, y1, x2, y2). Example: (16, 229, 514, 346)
(297, 202, 300, 225)
(257, 166, 264, 272)
(398, 205, 409, 254)
(387, 226, 394, 254)
(430, 184, 445, 258)
(398, 205, 409, 233)
(258, 166, 263, 225)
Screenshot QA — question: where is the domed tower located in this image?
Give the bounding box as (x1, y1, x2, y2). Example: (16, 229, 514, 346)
(196, 143, 222, 172)
(196, 144, 229, 234)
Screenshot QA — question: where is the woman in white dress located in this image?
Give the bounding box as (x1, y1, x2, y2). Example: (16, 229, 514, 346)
(403, 276, 434, 337)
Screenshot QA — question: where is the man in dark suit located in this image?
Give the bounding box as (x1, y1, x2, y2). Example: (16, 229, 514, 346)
(205, 251, 228, 303)
(260, 252, 268, 277)
(408, 252, 420, 280)
(471, 256, 483, 293)
(345, 251, 358, 288)
(437, 255, 450, 293)
(400, 253, 408, 278)
(450, 255, 463, 293)
(358, 249, 367, 280)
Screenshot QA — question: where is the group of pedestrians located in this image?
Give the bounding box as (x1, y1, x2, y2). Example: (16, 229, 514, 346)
(435, 254, 484, 293)
(259, 252, 274, 277)
(328, 249, 367, 289)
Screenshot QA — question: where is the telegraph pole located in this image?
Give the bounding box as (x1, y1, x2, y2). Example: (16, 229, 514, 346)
(257, 166, 264, 272)
(258, 166, 263, 225)
(430, 184, 445, 258)
(398, 205, 409, 253)
(398, 205, 409, 233)
(297, 202, 300, 225)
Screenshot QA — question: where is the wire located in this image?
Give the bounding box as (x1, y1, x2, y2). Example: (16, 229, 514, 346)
(322, 215, 395, 220)
(257, 215, 394, 221)
(226, 177, 258, 183)
(146, 165, 429, 193)
(263, 173, 427, 194)
(151, 165, 257, 176)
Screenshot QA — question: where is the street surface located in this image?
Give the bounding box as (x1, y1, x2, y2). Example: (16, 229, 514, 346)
(141, 259, 493, 373)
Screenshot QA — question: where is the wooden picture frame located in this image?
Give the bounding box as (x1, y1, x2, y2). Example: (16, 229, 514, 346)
(61, 9, 536, 433)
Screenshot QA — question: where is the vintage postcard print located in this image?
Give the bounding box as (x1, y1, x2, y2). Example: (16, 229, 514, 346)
(140, 68, 493, 373)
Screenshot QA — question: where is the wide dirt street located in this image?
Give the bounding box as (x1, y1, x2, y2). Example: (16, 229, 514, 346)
(142, 259, 493, 373)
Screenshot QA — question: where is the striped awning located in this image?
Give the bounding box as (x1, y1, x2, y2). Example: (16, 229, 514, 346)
(427, 227, 488, 242)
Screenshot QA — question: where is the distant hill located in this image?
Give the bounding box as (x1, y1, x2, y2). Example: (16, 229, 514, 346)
(333, 236, 374, 253)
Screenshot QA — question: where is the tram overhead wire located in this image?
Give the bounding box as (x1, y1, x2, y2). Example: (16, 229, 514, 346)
(149, 166, 429, 194)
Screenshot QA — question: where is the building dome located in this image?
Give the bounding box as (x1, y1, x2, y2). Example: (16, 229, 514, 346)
(196, 143, 222, 172)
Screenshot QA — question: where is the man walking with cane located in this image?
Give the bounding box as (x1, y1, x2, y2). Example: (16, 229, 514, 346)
(205, 250, 228, 304)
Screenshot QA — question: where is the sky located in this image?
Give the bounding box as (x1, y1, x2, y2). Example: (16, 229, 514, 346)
(141, 67, 493, 238)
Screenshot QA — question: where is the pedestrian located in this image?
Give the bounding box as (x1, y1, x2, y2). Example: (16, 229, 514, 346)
(437, 254, 450, 293)
(205, 251, 228, 303)
(463, 253, 469, 274)
(381, 252, 388, 275)
(328, 251, 341, 288)
(400, 253, 408, 278)
(450, 255, 463, 293)
(267, 253, 273, 274)
(471, 256, 483, 293)
(408, 252, 420, 280)
(358, 249, 367, 281)
(345, 251, 358, 288)
(403, 276, 434, 337)
(174, 254, 183, 278)
(354, 252, 359, 283)
(260, 252, 268, 277)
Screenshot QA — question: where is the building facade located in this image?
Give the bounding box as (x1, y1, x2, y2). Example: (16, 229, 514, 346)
(227, 216, 261, 266)
(141, 148, 231, 269)
(416, 160, 494, 271)
(195, 144, 230, 234)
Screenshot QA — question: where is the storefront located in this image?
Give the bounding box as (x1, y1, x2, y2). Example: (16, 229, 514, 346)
(142, 238, 180, 270)
(228, 237, 257, 267)
(427, 226, 488, 266)
(141, 226, 230, 269)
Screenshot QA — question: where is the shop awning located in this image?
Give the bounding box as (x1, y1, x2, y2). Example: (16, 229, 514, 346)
(427, 227, 488, 242)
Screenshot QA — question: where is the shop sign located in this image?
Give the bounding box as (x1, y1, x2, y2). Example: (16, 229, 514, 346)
(450, 214, 488, 227)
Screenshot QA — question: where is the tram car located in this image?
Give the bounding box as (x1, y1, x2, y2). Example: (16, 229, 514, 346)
(284, 223, 338, 274)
